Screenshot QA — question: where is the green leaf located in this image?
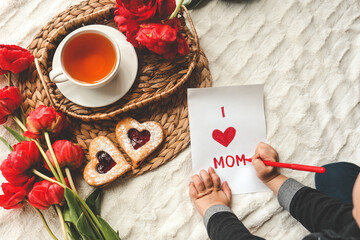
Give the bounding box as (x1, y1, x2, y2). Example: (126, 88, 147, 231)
(67, 222, 83, 240)
(63, 207, 71, 222)
(86, 189, 102, 216)
(76, 213, 99, 240)
(0, 137, 13, 152)
(64, 188, 82, 224)
(4, 126, 26, 142)
(67, 228, 75, 240)
(97, 216, 121, 240)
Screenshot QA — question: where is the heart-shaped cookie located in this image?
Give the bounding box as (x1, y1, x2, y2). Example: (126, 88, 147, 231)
(84, 136, 131, 187)
(116, 117, 164, 168)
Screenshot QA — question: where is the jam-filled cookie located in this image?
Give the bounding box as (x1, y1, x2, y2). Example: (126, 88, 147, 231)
(115, 117, 164, 168)
(84, 136, 131, 187)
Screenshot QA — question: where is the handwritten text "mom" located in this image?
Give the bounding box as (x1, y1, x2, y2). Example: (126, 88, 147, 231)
(213, 154, 248, 169)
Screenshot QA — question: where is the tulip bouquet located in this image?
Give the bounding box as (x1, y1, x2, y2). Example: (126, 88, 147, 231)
(0, 45, 120, 239)
(114, 0, 190, 59)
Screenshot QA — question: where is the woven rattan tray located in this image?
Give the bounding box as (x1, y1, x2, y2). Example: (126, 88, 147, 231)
(26, 0, 199, 121)
(19, 0, 212, 179)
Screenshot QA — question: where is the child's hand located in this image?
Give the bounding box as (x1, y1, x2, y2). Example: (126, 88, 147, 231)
(251, 142, 280, 183)
(189, 167, 231, 217)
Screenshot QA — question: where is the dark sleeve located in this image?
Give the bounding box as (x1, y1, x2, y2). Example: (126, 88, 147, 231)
(289, 186, 360, 238)
(207, 211, 260, 240)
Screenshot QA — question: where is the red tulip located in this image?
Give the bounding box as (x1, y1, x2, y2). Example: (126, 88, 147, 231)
(114, 0, 176, 28)
(0, 141, 41, 186)
(27, 178, 68, 210)
(45, 140, 84, 170)
(135, 19, 189, 59)
(23, 105, 67, 139)
(0, 177, 34, 209)
(0, 45, 34, 75)
(0, 86, 22, 124)
(114, 0, 176, 47)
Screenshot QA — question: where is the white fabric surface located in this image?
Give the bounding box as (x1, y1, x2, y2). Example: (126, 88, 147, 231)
(1, 0, 360, 239)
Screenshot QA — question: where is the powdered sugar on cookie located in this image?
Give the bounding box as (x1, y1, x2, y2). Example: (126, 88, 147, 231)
(116, 118, 164, 168)
(84, 136, 131, 187)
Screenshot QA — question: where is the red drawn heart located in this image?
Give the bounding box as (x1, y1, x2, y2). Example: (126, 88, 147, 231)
(212, 127, 236, 147)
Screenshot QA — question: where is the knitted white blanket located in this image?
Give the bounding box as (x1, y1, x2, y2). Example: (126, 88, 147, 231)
(1, 0, 360, 239)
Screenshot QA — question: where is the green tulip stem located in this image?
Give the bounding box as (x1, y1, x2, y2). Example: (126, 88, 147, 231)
(32, 169, 67, 188)
(55, 205, 69, 240)
(64, 168, 77, 194)
(12, 114, 24, 135)
(13, 106, 26, 134)
(74, 192, 103, 231)
(5, 72, 13, 87)
(79, 203, 104, 240)
(33, 139, 61, 182)
(44, 132, 66, 185)
(12, 115, 27, 132)
(20, 105, 27, 125)
(169, 0, 184, 19)
(31, 204, 59, 240)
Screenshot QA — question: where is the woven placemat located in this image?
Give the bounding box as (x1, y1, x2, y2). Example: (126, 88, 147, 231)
(18, 0, 212, 179)
(23, 0, 199, 121)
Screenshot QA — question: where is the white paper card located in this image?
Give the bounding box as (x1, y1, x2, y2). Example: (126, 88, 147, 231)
(188, 84, 269, 194)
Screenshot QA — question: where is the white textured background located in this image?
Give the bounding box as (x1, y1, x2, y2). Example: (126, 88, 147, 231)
(1, 0, 360, 239)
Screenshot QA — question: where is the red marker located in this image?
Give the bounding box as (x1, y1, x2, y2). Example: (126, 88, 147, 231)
(245, 158, 325, 173)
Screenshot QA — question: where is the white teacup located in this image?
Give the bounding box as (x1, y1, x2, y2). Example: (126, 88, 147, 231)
(49, 27, 121, 89)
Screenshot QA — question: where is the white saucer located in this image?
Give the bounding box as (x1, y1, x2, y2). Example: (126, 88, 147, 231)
(52, 25, 138, 108)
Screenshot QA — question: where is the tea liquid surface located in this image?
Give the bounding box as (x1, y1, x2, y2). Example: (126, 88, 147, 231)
(62, 32, 116, 83)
